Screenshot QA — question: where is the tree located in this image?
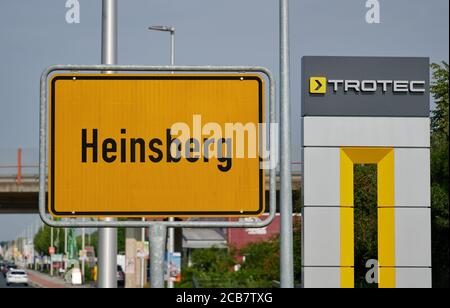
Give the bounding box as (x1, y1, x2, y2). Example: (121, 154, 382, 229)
(430, 62, 449, 288)
(431, 62, 449, 137)
(179, 247, 236, 288)
(33, 226, 50, 255)
(178, 216, 303, 288)
(239, 238, 280, 287)
(354, 164, 378, 288)
(33, 226, 65, 256)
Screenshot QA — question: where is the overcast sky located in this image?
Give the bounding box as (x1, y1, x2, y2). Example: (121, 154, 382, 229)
(0, 0, 448, 241)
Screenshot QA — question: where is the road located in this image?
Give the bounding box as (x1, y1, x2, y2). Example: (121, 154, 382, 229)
(0, 272, 33, 289)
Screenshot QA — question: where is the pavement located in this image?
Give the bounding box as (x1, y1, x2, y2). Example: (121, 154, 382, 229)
(0, 269, 93, 289)
(26, 270, 93, 288)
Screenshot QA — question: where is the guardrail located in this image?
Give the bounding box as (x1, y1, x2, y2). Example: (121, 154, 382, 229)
(0, 148, 302, 185)
(0, 148, 40, 184)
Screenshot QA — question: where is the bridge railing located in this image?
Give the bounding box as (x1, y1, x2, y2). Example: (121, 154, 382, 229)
(0, 148, 39, 183)
(0, 148, 302, 184)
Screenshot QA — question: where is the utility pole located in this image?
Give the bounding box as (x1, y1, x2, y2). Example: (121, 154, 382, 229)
(27, 224, 31, 268)
(279, 0, 294, 288)
(64, 225, 68, 270)
(97, 0, 118, 289)
(34, 219, 40, 270)
(82, 225, 86, 283)
(141, 218, 145, 288)
(50, 226, 54, 276)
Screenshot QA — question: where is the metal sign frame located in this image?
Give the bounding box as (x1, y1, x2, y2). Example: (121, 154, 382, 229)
(39, 65, 277, 229)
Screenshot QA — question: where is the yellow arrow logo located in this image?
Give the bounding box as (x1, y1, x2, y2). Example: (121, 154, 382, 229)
(309, 77, 327, 94)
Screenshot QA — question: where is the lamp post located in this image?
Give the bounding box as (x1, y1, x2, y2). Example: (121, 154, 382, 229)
(148, 25, 176, 289)
(148, 25, 175, 69)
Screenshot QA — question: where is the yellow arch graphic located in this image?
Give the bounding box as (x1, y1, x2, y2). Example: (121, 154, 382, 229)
(340, 148, 395, 288)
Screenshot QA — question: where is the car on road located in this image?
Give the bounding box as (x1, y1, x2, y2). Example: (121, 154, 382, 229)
(2, 263, 17, 277)
(6, 269, 29, 287)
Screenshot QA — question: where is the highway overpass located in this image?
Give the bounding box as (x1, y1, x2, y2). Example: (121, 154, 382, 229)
(0, 173, 301, 214)
(0, 175, 40, 214)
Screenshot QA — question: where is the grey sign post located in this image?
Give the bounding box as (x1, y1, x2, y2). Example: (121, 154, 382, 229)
(279, 0, 294, 289)
(97, 0, 118, 289)
(149, 224, 167, 288)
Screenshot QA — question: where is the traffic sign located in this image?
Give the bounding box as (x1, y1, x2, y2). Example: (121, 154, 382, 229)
(49, 74, 265, 218)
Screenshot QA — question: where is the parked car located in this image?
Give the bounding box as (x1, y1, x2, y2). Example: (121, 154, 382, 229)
(117, 265, 125, 287)
(2, 263, 16, 277)
(6, 269, 28, 286)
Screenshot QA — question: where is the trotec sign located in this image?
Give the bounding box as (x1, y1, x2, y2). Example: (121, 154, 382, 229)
(309, 77, 426, 94)
(301, 56, 432, 288)
(302, 56, 430, 117)
(49, 74, 265, 218)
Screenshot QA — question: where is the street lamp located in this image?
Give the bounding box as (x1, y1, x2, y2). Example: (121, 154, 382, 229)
(148, 25, 176, 289)
(148, 25, 175, 68)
